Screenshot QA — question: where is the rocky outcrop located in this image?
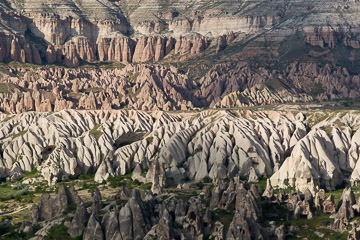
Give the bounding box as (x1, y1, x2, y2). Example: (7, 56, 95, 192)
(30, 185, 81, 222)
(133, 36, 171, 62)
(0, 60, 359, 113)
(0, 109, 360, 191)
(25, 176, 270, 240)
(333, 188, 357, 232)
(78, 92, 97, 110)
(100, 210, 120, 240)
(348, 223, 360, 240)
(303, 26, 341, 49)
(83, 213, 104, 240)
(97, 36, 136, 63)
(271, 128, 344, 194)
(226, 210, 263, 240)
(0, 64, 200, 112)
(120, 189, 154, 239)
(11, 163, 360, 240)
(67, 201, 89, 238)
(219, 85, 313, 108)
(0, 32, 211, 67)
(0, 0, 358, 71)
(0, 0, 358, 92)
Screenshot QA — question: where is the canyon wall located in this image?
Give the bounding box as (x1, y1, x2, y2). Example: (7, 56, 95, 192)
(0, 0, 359, 67)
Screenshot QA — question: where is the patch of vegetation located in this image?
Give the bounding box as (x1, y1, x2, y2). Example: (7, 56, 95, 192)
(138, 182, 152, 190)
(79, 61, 126, 70)
(168, 190, 200, 202)
(326, 184, 360, 206)
(0, 143, 3, 158)
(0, 181, 35, 203)
(286, 212, 347, 240)
(335, 99, 360, 111)
(81, 182, 101, 193)
(261, 197, 346, 239)
(140, 168, 149, 177)
(212, 209, 234, 232)
(146, 137, 154, 145)
(332, 44, 360, 75)
(12, 130, 28, 139)
(320, 125, 333, 136)
(175, 60, 212, 83)
(278, 31, 310, 63)
(90, 125, 103, 140)
(306, 112, 330, 128)
(76, 174, 95, 181)
(259, 181, 360, 239)
(251, 178, 267, 195)
(107, 173, 133, 188)
(128, 72, 140, 83)
(193, 177, 213, 190)
(33, 186, 48, 194)
(63, 216, 74, 222)
(65, 203, 77, 214)
(44, 223, 82, 240)
(0, 182, 21, 201)
(1, 115, 15, 123)
(265, 78, 292, 92)
(173, 221, 183, 229)
(115, 199, 128, 207)
(0, 83, 10, 93)
(23, 169, 40, 179)
(67, 174, 104, 192)
(0, 223, 27, 240)
(162, 195, 170, 201)
(333, 119, 346, 129)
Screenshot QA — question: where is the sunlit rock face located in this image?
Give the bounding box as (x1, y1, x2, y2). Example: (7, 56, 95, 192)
(0, 109, 359, 193)
(0, 0, 358, 67)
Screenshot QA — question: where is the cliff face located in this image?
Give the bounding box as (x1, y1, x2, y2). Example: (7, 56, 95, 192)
(0, 0, 358, 110)
(0, 0, 359, 67)
(0, 32, 217, 67)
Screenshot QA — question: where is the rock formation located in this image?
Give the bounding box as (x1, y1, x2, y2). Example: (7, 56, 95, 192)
(0, 109, 359, 191)
(30, 185, 81, 222)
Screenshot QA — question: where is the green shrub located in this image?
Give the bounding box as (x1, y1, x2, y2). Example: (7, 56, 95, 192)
(90, 125, 103, 140)
(23, 169, 40, 179)
(107, 173, 132, 188)
(65, 203, 77, 214)
(44, 224, 68, 240)
(0, 224, 25, 239)
(44, 223, 82, 240)
(78, 174, 94, 180)
(12, 130, 28, 139)
(146, 137, 154, 144)
(212, 209, 234, 232)
(64, 216, 74, 222)
(133, 179, 140, 186)
(139, 182, 152, 190)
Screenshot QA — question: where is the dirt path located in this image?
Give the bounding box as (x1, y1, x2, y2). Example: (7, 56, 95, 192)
(0, 205, 30, 216)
